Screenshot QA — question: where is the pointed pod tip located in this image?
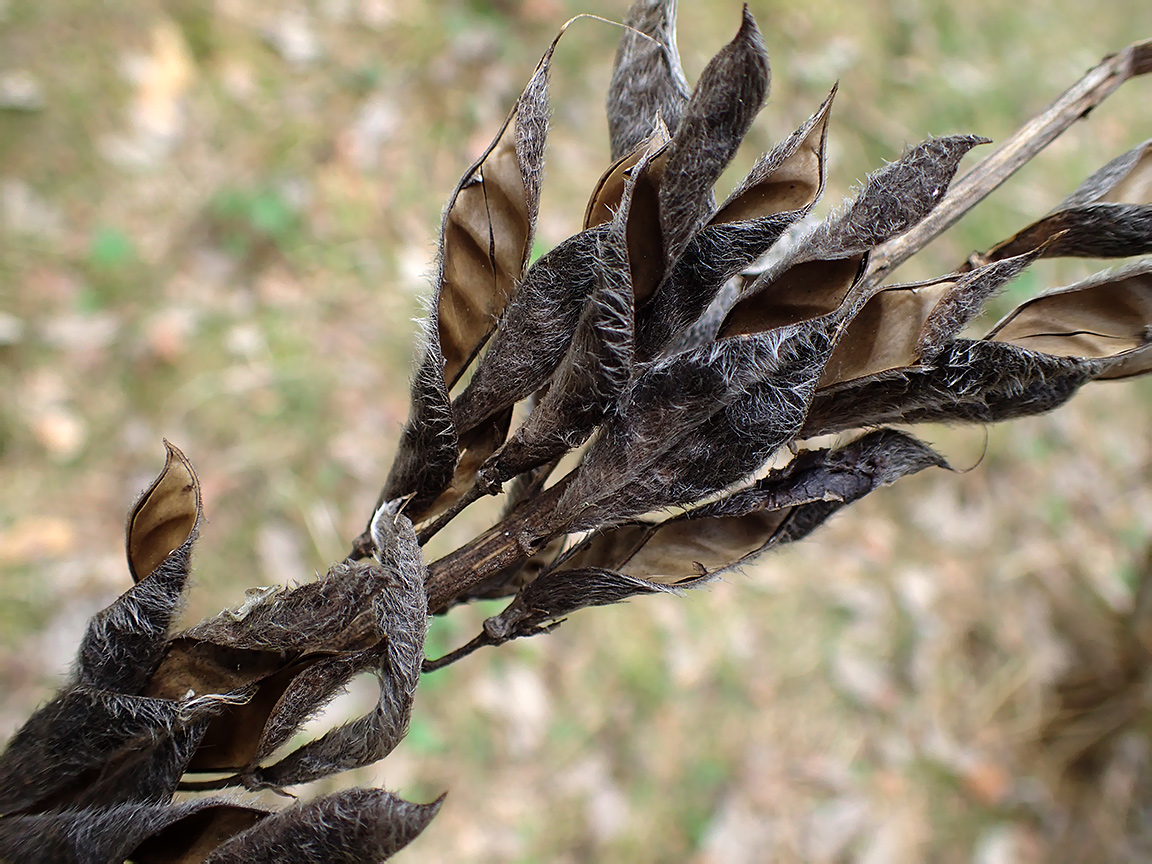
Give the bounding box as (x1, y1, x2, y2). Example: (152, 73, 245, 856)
(736, 4, 765, 48)
(914, 439, 951, 474)
(395, 787, 446, 821)
(732, 6, 770, 89)
(923, 446, 952, 473)
(942, 133, 992, 153)
(159, 438, 195, 476)
(814, 83, 838, 122)
(126, 439, 202, 583)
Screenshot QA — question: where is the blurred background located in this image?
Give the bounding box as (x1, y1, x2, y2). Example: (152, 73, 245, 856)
(3, 0, 1152, 860)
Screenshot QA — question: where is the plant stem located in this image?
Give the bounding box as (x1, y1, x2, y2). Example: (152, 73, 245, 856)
(424, 479, 569, 613)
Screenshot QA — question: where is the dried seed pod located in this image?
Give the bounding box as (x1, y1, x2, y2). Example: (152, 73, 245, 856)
(552, 309, 847, 532)
(67, 720, 209, 811)
(436, 430, 942, 666)
(380, 34, 557, 519)
(607, 0, 691, 160)
(415, 407, 513, 524)
(79, 442, 202, 693)
(585, 123, 670, 306)
(481, 567, 711, 645)
(635, 87, 836, 359)
(477, 154, 641, 492)
(126, 440, 201, 584)
(433, 41, 555, 390)
(585, 120, 670, 230)
(656, 7, 770, 277)
(247, 646, 387, 767)
(712, 84, 836, 224)
(557, 430, 945, 580)
(986, 258, 1152, 379)
(6, 11, 1152, 864)
(965, 138, 1152, 267)
(722, 135, 988, 338)
(972, 203, 1152, 263)
(0, 798, 270, 864)
(202, 788, 444, 864)
(820, 249, 1042, 387)
(805, 258, 1152, 435)
(130, 800, 271, 864)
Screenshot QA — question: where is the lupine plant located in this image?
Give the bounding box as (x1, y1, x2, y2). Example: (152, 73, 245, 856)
(1, 1, 1150, 860)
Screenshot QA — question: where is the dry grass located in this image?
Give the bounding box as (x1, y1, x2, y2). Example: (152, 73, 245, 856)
(2, 0, 1152, 860)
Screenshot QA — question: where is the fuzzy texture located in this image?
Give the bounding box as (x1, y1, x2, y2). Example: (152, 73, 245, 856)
(203, 788, 443, 863)
(379, 350, 459, 520)
(243, 508, 427, 789)
(249, 648, 385, 767)
(67, 719, 210, 811)
(634, 88, 835, 359)
(182, 562, 391, 653)
(656, 7, 770, 277)
(980, 202, 1152, 262)
(606, 0, 692, 161)
(805, 134, 989, 257)
(0, 798, 269, 864)
(665, 276, 741, 354)
(0, 447, 224, 816)
(450, 225, 612, 434)
(1057, 137, 1151, 208)
(160, 510, 428, 790)
(915, 250, 1043, 358)
(691, 429, 947, 518)
(478, 157, 639, 491)
(0, 688, 239, 815)
(554, 429, 945, 581)
(816, 251, 1044, 388)
(719, 134, 987, 339)
(380, 35, 554, 520)
(483, 567, 712, 643)
(804, 339, 1104, 436)
(76, 542, 193, 695)
(154, 564, 417, 780)
(0, 457, 436, 854)
(553, 313, 844, 533)
(429, 406, 515, 513)
(635, 214, 798, 359)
